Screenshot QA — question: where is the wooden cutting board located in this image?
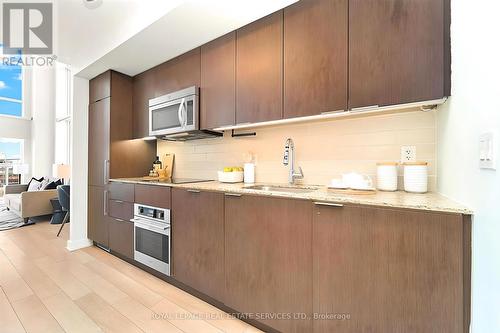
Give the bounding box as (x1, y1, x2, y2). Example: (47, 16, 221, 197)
(160, 153, 175, 179)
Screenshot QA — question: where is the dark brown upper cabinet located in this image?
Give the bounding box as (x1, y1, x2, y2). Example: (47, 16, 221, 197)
(236, 11, 283, 124)
(89, 71, 111, 103)
(200, 32, 236, 129)
(132, 69, 155, 139)
(313, 203, 469, 333)
(172, 189, 224, 301)
(349, 0, 450, 109)
(284, 0, 348, 118)
(154, 48, 201, 97)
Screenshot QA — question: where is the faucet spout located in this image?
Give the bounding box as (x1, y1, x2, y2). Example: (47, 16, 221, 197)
(283, 138, 304, 185)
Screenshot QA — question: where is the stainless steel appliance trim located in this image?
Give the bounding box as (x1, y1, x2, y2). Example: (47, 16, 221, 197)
(149, 93, 198, 136)
(131, 218, 170, 232)
(133, 215, 171, 276)
(149, 86, 197, 107)
(133, 203, 170, 224)
(313, 202, 344, 207)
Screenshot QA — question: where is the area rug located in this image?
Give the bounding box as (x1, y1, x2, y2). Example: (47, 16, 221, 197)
(0, 198, 26, 231)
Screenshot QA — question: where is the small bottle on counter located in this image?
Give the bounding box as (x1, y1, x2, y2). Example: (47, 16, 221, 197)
(153, 156, 162, 172)
(244, 152, 256, 184)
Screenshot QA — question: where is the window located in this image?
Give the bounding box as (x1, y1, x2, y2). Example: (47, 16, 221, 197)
(0, 47, 23, 117)
(0, 138, 23, 186)
(55, 63, 71, 164)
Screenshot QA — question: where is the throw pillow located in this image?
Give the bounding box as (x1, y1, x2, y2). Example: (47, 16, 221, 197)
(43, 179, 62, 190)
(27, 177, 44, 192)
(39, 179, 50, 190)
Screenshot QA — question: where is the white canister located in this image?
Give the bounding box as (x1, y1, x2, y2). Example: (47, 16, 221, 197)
(244, 163, 255, 184)
(403, 162, 428, 193)
(376, 162, 398, 191)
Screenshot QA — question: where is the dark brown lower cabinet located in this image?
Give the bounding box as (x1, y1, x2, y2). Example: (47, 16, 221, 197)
(172, 189, 224, 301)
(88, 185, 109, 247)
(313, 203, 468, 333)
(225, 195, 312, 333)
(109, 217, 134, 259)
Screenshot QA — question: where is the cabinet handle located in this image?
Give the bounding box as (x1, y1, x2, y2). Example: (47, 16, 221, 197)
(113, 200, 124, 203)
(104, 190, 109, 215)
(224, 193, 242, 198)
(114, 218, 125, 222)
(321, 109, 345, 115)
(350, 105, 379, 112)
(103, 160, 109, 184)
(187, 189, 201, 193)
(314, 202, 343, 208)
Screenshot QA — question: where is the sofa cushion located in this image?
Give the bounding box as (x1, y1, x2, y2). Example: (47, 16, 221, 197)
(27, 177, 44, 192)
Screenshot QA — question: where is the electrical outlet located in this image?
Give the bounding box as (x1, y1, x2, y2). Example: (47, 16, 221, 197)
(401, 146, 417, 162)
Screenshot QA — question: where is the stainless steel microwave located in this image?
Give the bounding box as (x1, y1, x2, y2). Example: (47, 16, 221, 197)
(149, 86, 221, 141)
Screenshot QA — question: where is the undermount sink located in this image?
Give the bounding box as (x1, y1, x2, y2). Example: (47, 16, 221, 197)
(244, 184, 318, 194)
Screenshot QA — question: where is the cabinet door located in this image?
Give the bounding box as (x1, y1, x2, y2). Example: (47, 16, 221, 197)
(88, 98, 110, 187)
(284, 0, 348, 118)
(172, 189, 224, 300)
(88, 186, 109, 247)
(313, 203, 464, 333)
(154, 48, 201, 97)
(200, 32, 236, 129)
(132, 69, 156, 139)
(89, 71, 110, 103)
(109, 218, 134, 259)
(349, 0, 447, 109)
(225, 195, 312, 333)
(236, 11, 283, 124)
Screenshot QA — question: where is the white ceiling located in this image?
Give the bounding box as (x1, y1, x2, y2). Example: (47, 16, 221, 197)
(56, 0, 185, 73)
(75, 0, 298, 79)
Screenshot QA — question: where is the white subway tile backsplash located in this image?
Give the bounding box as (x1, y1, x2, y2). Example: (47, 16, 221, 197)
(158, 110, 437, 189)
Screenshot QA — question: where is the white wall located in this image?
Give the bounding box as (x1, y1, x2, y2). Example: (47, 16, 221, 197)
(30, 67, 56, 177)
(437, 0, 500, 332)
(67, 75, 91, 251)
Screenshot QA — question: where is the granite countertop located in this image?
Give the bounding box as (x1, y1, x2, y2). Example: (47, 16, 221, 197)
(110, 178, 473, 215)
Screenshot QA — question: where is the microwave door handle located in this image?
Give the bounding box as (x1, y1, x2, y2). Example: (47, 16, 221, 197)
(180, 98, 187, 128)
(177, 99, 184, 128)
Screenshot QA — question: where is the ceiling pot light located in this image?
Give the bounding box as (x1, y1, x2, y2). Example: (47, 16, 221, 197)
(83, 0, 103, 10)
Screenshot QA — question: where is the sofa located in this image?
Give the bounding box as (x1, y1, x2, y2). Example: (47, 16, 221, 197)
(3, 184, 58, 223)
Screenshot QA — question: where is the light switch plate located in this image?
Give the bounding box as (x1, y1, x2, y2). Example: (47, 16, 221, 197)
(479, 132, 496, 170)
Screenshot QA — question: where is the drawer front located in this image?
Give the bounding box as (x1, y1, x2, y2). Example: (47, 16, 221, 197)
(108, 217, 134, 259)
(135, 184, 171, 209)
(109, 182, 135, 202)
(108, 199, 134, 221)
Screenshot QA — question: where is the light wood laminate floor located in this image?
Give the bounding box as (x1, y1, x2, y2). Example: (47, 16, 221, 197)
(0, 220, 262, 333)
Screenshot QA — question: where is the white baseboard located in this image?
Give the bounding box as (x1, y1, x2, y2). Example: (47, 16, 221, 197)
(66, 238, 93, 251)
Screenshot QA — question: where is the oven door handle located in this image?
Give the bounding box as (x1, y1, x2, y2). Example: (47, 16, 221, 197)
(132, 219, 170, 233)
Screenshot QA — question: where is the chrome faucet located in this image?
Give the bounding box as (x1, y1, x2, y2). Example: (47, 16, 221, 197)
(283, 138, 304, 185)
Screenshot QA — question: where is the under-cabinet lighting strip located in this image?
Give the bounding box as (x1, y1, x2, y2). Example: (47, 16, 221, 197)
(213, 98, 447, 132)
